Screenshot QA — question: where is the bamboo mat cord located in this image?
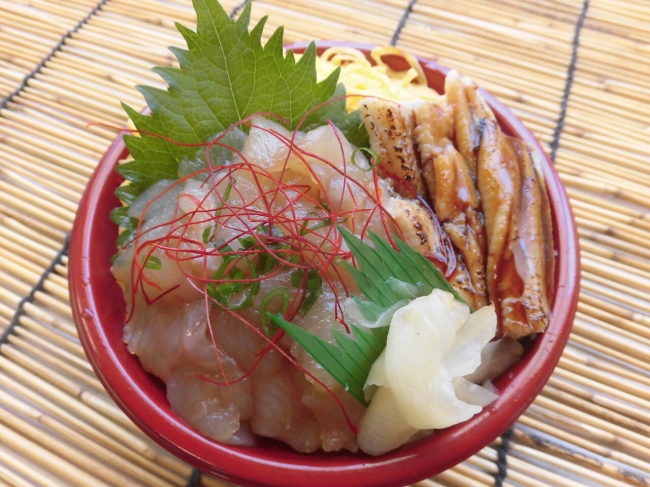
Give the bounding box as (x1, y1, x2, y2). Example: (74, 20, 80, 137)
(494, 427, 513, 487)
(390, 0, 418, 46)
(0, 235, 69, 345)
(230, 0, 250, 19)
(0, 0, 109, 112)
(186, 468, 202, 487)
(549, 0, 590, 163)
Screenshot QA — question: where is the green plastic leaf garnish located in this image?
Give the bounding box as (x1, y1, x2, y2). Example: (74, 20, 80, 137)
(338, 227, 466, 306)
(116, 0, 368, 235)
(269, 314, 383, 405)
(273, 227, 467, 405)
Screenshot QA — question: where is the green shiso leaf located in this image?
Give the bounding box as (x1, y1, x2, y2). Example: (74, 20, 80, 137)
(115, 0, 368, 231)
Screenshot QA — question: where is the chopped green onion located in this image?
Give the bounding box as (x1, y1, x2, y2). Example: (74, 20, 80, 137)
(212, 238, 234, 253)
(290, 268, 323, 315)
(238, 235, 256, 250)
(290, 269, 305, 287)
(351, 147, 380, 172)
(143, 255, 162, 270)
(256, 252, 278, 275)
(202, 226, 213, 244)
(207, 256, 260, 309)
(260, 288, 289, 339)
(215, 180, 233, 218)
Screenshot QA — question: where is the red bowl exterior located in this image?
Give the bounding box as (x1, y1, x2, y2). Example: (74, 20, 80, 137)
(69, 41, 580, 487)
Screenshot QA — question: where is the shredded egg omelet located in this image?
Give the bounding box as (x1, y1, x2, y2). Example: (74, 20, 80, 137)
(314, 46, 442, 112)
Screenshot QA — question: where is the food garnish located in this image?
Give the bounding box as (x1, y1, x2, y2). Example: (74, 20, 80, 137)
(110, 0, 552, 455)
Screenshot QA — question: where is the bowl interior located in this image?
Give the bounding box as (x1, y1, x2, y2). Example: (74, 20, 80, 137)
(69, 41, 580, 487)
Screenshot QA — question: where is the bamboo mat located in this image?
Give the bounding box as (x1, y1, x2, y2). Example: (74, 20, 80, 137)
(0, 0, 649, 485)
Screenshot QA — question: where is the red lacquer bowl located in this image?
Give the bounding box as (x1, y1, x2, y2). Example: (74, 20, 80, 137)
(69, 41, 580, 487)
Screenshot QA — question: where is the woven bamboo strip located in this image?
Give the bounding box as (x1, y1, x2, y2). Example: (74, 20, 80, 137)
(560, 167, 650, 203)
(580, 242, 650, 276)
(0, 386, 177, 486)
(572, 316, 650, 363)
(469, 452, 549, 487)
(567, 188, 650, 221)
(510, 441, 633, 487)
(580, 259, 650, 294)
(0, 269, 33, 296)
(559, 172, 650, 207)
(0, 117, 103, 161)
(559, 155, 650, 187)
(0, 369, 187, 484)
(0, 462, 32, 487)
(0, 421, 109, 487)
(571, 200, 650, 233)
(412, 481, 446, 487)
(1, 100, 110, 150)
(21, 86, 126, 127)
(581, 271, 650, 307)
(414, 1, 577, 43)
(7, 335, 102, 389)
(531, 394, 650, 456)
(14, 316, 80, 360)
(550, 368, 650, 426)
(433, 469, 486, 487)
(485, 450, 570, 487)
(518, 415, 650, 476)
(563, 346, 650, 389)
(33, 291, 73, 318)
(0, 191, 72, 232)
(580, 288, 650, 331)
(444, 462, 494, 485)
(0, 122, 97, 172)
(34, 291, 72, 321)
(7, 97, 117, 139)
(0, 164, 84, 201)
(0, 253, 41, 284)
(200, 475, 236, 487)
(569, 331, 650, 373)
(14, 326, 93, 373)
(0, 358, 190, 477)
(0, 142, 91, 187)
(0, 3, 77, 32)
(0, 301, 14, 320)
(579, 230, 650, 261)
(22, 302, 78, 338)
(0, 445, 64, 487)
(578, 298, 650, 335)
(21, 303, 76, 339)
(26, 77, 128, 119)
(0, 404, 138, 486)
(0, 285, 20, 309)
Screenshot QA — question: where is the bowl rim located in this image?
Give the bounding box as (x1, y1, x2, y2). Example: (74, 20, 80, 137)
(69, 40, 580, 487)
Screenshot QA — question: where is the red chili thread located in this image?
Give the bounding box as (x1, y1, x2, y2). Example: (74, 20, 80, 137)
(116, 106, 407, 436)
